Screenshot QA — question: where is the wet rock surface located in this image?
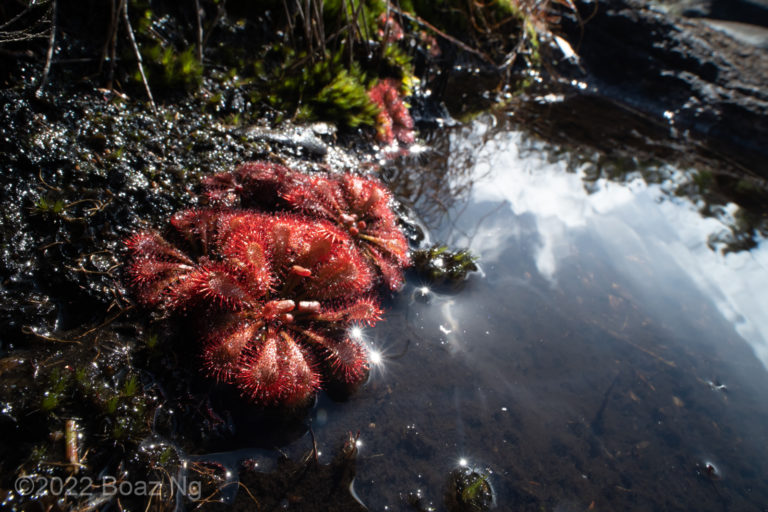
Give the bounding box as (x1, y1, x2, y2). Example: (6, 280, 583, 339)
(0, 81, 384, 511)
(555, 0, 768, 175)
(670, 0, 768, 26)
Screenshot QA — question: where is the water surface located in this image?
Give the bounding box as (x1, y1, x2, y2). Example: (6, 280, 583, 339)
(306, 117, 768, 511)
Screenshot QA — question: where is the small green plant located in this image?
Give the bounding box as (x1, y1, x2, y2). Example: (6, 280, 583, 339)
(122, 374, 140, 397)
(40, 392, 59, 411)
(159, 446, 174, 466)
(461, 472, 490, 504)
(33, 196, 65, 216)
(312, 67, 380, 127)
(28, 444, 48, 466)
(105, 395, 119, 415)
(112, 417, 128, 439)
(146, 332, 159, 349)
(41, 368, 70, 411)
(74, 367, 88, 384)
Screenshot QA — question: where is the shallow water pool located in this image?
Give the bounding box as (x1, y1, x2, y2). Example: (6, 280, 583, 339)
(304, 116, 768, 511)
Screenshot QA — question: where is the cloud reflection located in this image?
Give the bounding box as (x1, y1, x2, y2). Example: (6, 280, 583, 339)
(455, 128, 768, 369)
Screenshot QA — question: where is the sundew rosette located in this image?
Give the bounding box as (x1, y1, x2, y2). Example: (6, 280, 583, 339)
(125, 161, 410, 407)
(203, 162, 411, 291)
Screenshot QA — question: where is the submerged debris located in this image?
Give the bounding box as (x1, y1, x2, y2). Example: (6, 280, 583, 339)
(445, 465, 496, 512)
(232, 432, 366, 511)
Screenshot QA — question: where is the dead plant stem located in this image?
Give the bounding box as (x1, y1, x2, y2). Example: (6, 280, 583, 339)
(37, 0, 57, 95)
(122, 0, 157, 113)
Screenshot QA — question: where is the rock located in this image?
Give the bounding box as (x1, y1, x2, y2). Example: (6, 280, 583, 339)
(658, 0, 768, 26)
(708, 0, 768, 27)
(702, 19, 768, 49)
(555, 0, 768, 175)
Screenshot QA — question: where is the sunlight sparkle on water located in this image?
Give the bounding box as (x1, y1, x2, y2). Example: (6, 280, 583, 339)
(368, 348, 383, 366)
(349, 326, 364, 342)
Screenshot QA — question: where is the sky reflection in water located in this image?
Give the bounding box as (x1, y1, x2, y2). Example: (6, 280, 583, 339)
(452, 126, 768, 370)
(309, 119, 768, 511)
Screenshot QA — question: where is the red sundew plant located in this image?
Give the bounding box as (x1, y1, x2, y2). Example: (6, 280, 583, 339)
(377, 12, 404, 43)
(126, 209, 384, 406)
(281, 172, 410, 291)
(200, 160, 293, 208)
(203, 163, 411, 291)
(367, 79, 415, 146)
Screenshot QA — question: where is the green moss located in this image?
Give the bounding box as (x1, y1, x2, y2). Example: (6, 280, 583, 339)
(412, 245, 479, 283)
(256, 48, 381, 129)
(122, 374, 140, 397)
(41, 368, 71, 411)
(105, 395, 119, 415)
(461, 472, 490, 505)
(525, 19, 539, 49)
(159, 446, 174, 465)
(41, 393, 60, 411)
(447, 466, 495, 512)
(142, 44, 203, 92)
(74, 367, 88, 384)
(223, 112, 242, 126)
(107, 147, 125, 162)
(29, 444, 48, 465)
(124, 1, 204, 93)
(381, 43, 415, 84)
(113, 418, 128, 440)
(146, 333, 159, 350)
(312, 68, 380, 127)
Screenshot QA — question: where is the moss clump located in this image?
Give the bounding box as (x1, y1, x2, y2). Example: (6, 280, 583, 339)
(255, 48, 382, 128)
(141, 44, 203, 92)
(412, 245, 479, 283)
(312, 65, 381, 127)
(128, 4, 203, 92)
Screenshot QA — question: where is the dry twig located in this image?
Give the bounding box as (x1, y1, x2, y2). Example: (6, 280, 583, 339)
(37, 0, 57, 94)
(121, 0, 157, 113)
